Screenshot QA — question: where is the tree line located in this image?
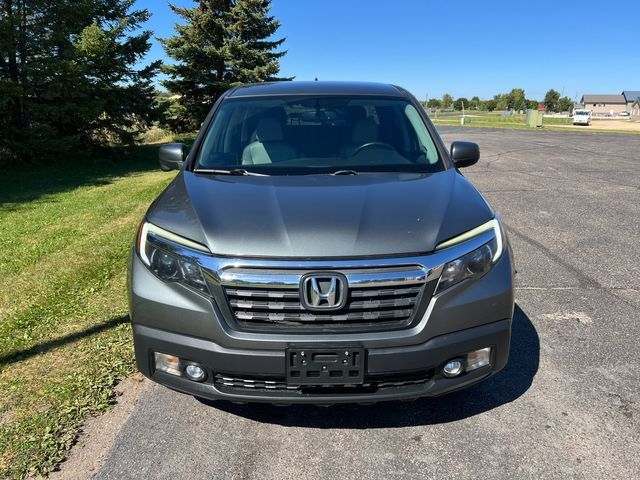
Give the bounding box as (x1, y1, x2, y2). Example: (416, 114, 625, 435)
(0, 0, 286, 165)
(2, 0, 579, 166)
(425, 89, 574, 113)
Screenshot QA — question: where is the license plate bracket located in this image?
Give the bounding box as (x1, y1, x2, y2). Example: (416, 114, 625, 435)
(286, 345, 365, 385)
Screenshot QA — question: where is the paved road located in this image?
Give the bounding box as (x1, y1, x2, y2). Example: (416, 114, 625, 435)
(96, 128, 640, 479)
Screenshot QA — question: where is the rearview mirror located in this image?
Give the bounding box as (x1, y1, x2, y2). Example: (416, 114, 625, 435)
(159, 143, 187, 171)
(450, 141, 480, 168)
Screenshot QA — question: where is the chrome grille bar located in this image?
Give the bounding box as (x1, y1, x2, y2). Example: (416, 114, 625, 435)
(221, 264, 431, 330)
(219, 266, 430, 289)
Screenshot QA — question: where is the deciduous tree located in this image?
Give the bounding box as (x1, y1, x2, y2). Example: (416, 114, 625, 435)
(558, 96, 573, 112)
(483, 99, 497, 111)
(507, 88, 527, 111)
(544, 89, 560, 112)
(495, 94, 509, 111)
(526, 99, 540, 110)
(453, 97, 469, 111)
(441, 93, 453, 109)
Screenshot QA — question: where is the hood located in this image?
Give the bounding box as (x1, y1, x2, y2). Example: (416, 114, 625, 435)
(147, 169, 494, 258)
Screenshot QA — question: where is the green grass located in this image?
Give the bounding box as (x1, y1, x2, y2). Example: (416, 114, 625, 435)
(538, 116, 572, 126)
(429, 111, 640, 135)
(430, 111, 531, 129)
(0, 140, 191, 478)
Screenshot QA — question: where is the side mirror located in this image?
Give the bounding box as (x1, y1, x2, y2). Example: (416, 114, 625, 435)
(159, 143, 187, 171)
(450, 141, 480, 168)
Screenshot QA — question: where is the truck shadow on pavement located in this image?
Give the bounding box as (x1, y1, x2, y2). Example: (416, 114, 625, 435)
(203, 304, 539, 428)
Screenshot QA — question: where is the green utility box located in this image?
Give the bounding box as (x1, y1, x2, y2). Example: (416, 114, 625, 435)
(525, 109, 544, 127)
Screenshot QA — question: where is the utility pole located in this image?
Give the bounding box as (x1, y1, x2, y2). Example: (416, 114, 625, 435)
(461, 100, 465, 125)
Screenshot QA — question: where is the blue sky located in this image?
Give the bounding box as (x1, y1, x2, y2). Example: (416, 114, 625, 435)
(135, 0, 639, 101)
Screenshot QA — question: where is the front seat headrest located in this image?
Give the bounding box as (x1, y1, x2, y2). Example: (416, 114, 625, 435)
(346, 105, 367, 126)
(352, 118, 378, 143)
(264, 106, 287, 126)
(255, 118, 284, 142)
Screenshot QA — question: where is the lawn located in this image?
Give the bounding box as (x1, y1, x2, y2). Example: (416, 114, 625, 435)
(429, 111, 640, 135)
(431, 112, 530, 129)
(0, 142, 182, 478)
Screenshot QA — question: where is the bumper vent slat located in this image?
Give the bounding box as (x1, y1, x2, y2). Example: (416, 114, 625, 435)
(214, 372, 433, 392)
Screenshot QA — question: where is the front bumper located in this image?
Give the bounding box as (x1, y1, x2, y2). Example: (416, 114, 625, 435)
(134, 318, 511, 404)
(129, 231, 515, 404)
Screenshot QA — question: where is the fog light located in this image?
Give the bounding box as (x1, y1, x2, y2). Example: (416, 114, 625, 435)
(466, 347, 491, 371)
(184, 364, 206, 382)
(154, 352, 181, 376)
(442, 359, 464, 378)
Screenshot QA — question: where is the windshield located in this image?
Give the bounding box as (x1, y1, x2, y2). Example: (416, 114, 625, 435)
(575, 110, 590, 116)
(196, 95, 443, 174)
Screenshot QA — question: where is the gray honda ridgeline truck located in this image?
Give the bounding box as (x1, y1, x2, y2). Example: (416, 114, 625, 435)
(129, 81, 515, 405)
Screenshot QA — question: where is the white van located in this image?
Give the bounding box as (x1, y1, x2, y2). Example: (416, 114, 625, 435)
(573, 109, 591, 125)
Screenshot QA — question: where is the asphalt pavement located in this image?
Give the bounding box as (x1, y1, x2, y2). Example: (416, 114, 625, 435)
(95, 127, 640, 479)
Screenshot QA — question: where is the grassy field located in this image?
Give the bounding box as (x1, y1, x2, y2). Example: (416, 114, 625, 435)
(429, 111, 640, 135)
(0, 143, 181, 478)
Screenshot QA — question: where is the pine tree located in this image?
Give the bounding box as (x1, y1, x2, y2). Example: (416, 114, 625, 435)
(161, 0, 290, 132)
(0, 0, 48, 159)
(0, 0, 160, 163)
(68, 2, 161, 147)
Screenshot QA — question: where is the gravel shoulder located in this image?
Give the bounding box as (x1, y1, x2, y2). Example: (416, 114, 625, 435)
(49, 374, 150, 480)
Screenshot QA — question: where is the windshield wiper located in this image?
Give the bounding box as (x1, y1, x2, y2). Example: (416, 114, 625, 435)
(330, 169, 358, 175)
(194, 168, 269, 177)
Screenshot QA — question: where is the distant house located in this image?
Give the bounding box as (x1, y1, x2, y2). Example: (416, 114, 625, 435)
(579, 94, 626, 115)
(621, 91, 640, 112)
(631, 98, 640, 121)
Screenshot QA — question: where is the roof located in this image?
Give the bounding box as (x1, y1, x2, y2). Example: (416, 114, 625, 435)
(227, 81, 406, 98)
(622, 91, 640, 102)
(580, 94, 625, 104)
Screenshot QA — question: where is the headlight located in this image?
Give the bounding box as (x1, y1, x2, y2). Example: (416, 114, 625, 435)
(435, 218, 505, 293)
(137, 222, 211, 294)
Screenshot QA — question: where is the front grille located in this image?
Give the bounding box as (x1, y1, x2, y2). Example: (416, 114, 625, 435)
(218, 265, 436, 331)
(214, 371, 433, 393)
(226, 285, 420, 322)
